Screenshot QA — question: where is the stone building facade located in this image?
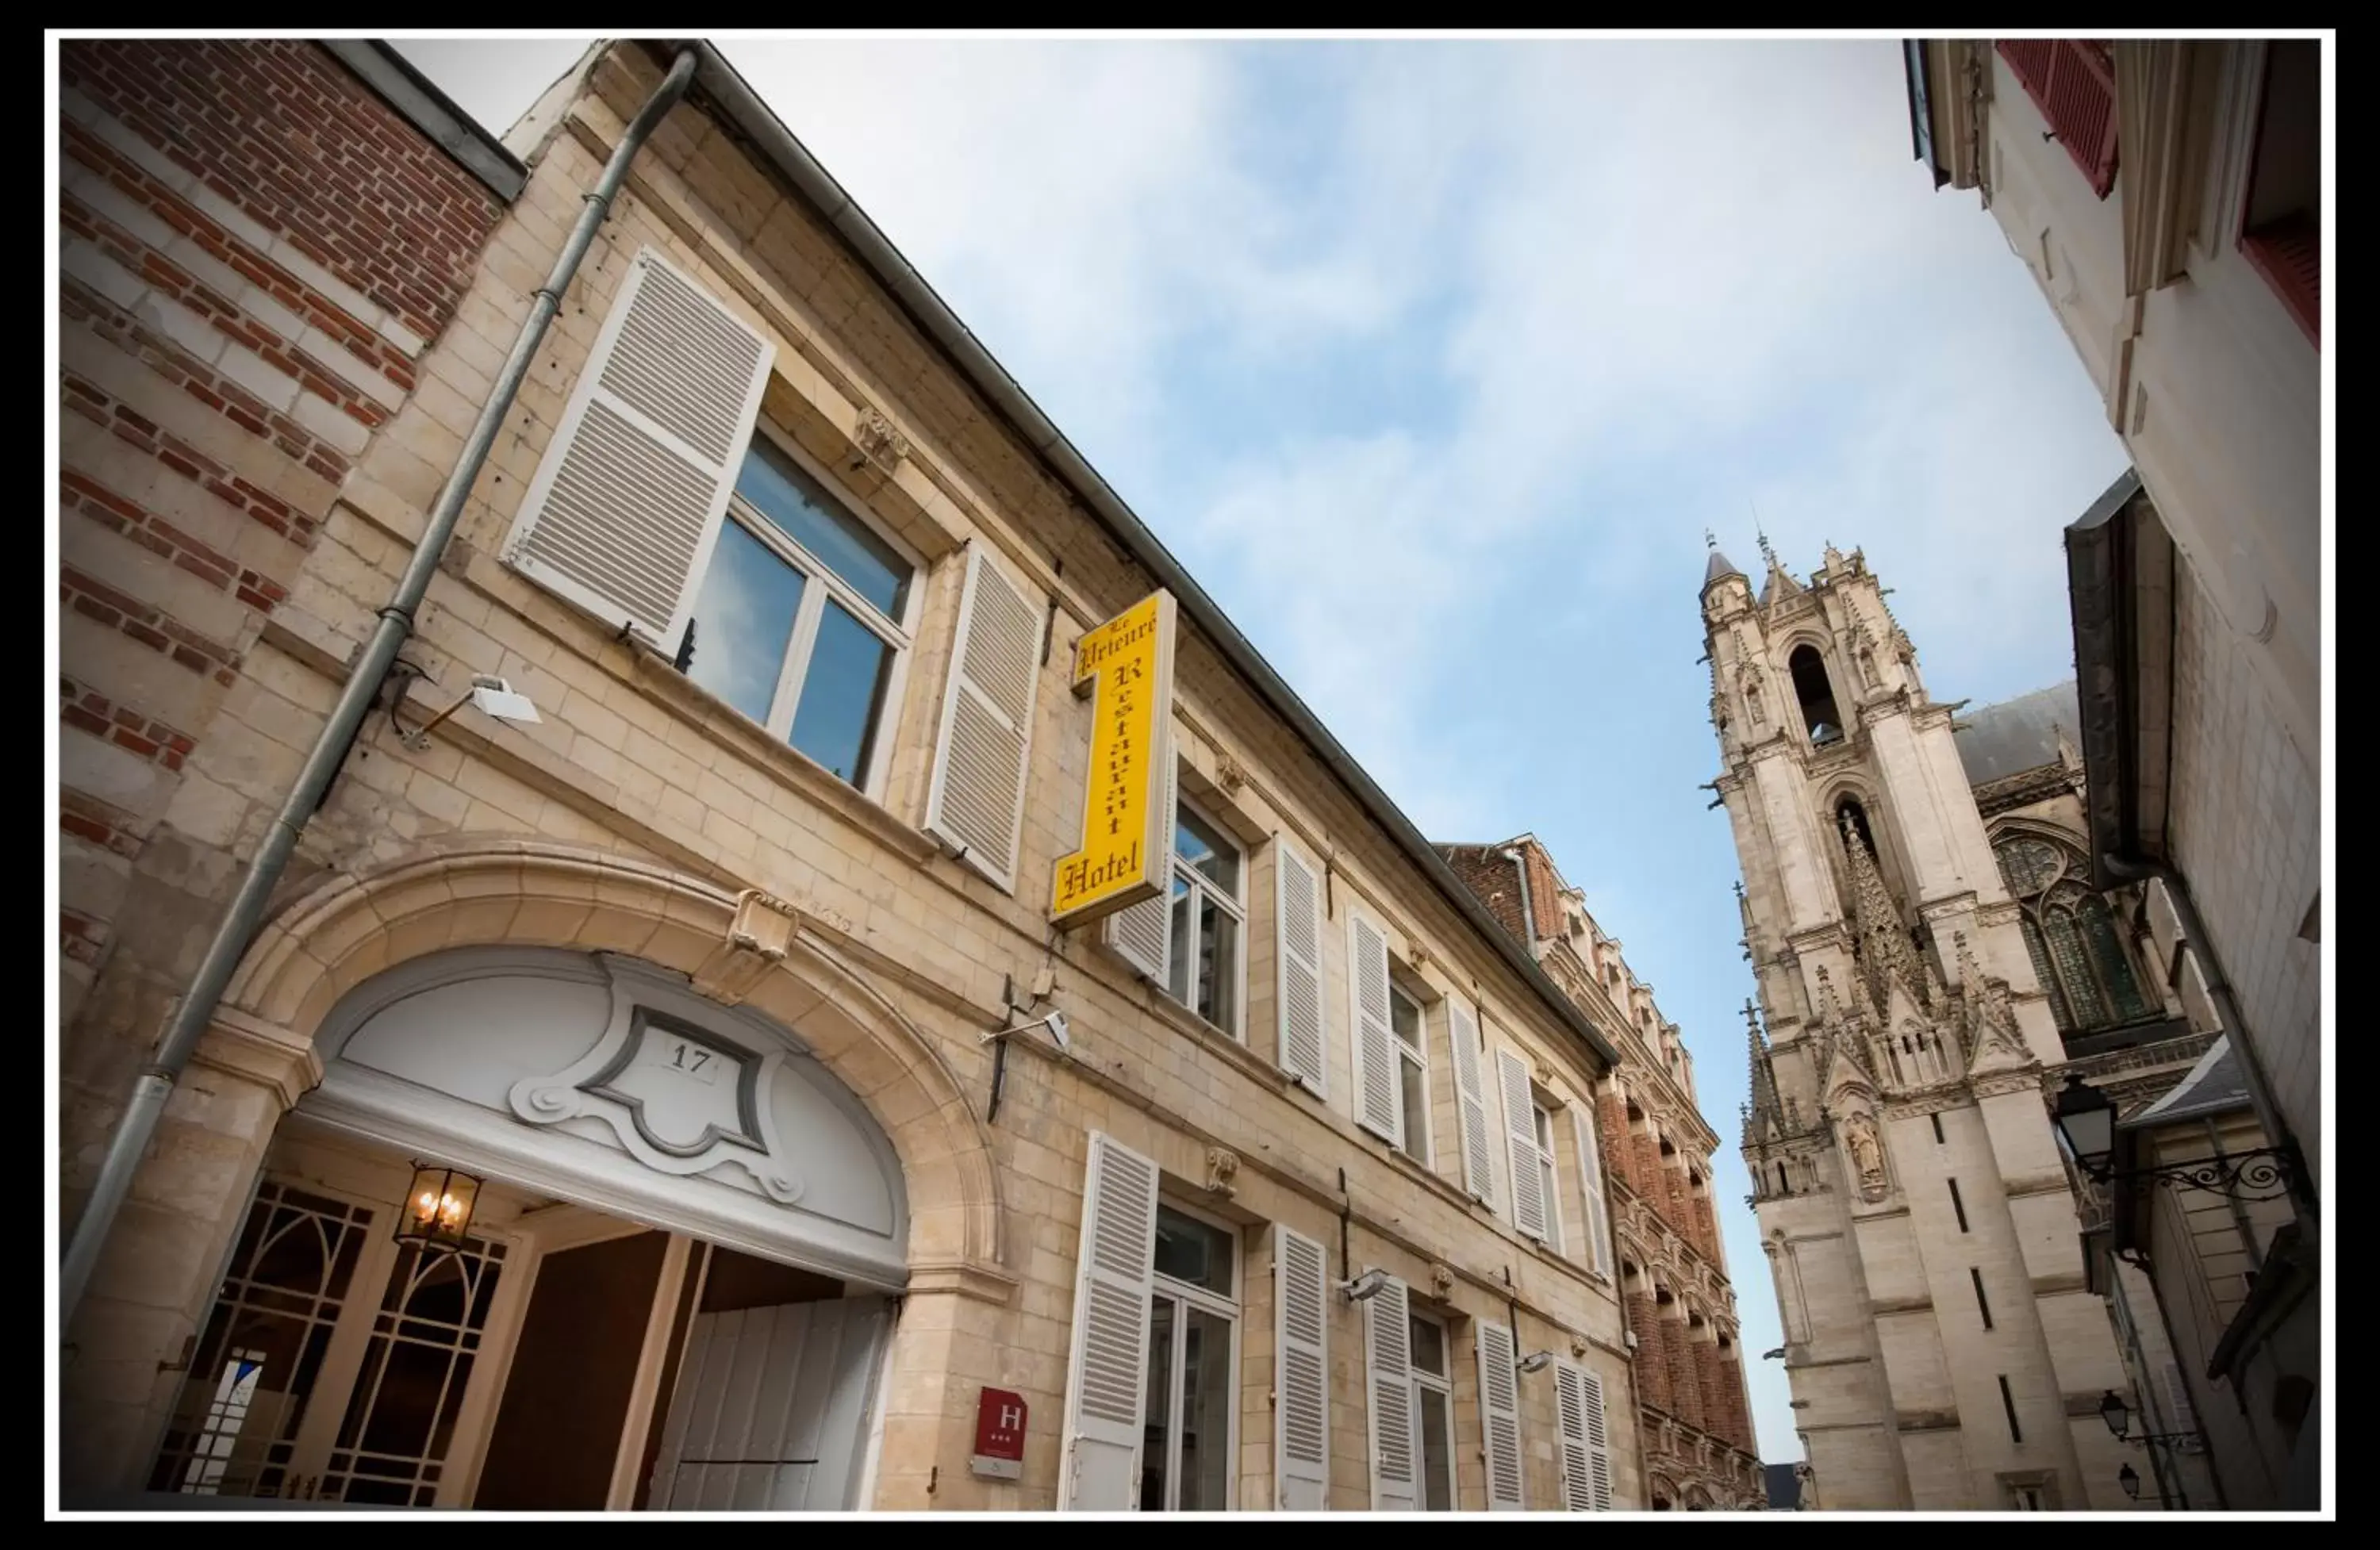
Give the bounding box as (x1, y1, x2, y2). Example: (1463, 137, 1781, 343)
(1704, 536, 2213, 1512)
(1441, 836, 1764, 1510)
(54, 38, 1649, 1513)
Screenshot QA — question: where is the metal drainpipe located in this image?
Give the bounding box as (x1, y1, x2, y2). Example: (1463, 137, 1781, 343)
(60, 44, 701, 1324)
(2098, 852, 2319, 1223)
(1502, 846, 1538, 956)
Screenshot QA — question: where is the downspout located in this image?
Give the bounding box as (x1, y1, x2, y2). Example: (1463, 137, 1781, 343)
(1502, 846, 1538, 957)
(60, 44, 701, 1323)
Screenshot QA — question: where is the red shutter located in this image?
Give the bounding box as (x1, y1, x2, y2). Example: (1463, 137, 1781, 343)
(2242, 216, 2320, 346)
(1998, 40, 2121, 198)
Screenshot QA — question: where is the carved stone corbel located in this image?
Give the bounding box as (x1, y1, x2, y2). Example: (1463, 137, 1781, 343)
(1430, 1262, 1457, 1299)
(850, 405, 911, 473)
(1203, 1145, 1240, 1199)
(692, 888, 806, 1007)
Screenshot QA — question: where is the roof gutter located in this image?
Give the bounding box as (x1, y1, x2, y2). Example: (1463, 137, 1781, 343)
(662, 39, 1619, 1074)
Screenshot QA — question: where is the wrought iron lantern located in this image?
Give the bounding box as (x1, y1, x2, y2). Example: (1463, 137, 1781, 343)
(397, 1162, 482, 1255)
(2052, 1073, 2296, 1203)
(2118, 1464, 2141, 1501)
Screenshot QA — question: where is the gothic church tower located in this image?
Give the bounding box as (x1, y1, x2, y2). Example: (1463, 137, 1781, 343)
(1702, 539, 2136, 1511)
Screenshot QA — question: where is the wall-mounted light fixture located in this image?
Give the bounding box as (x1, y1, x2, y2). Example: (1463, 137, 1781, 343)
(396, 1162, 482, 1255)
(2052, 1073, 2297, 1203)
(401, 673, 543, 750)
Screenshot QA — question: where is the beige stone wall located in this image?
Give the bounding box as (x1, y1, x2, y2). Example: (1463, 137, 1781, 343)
(2167, 562, 2321, 1172)
(1974, 44, 2320, 772)
(58, 40, 1639, 1512)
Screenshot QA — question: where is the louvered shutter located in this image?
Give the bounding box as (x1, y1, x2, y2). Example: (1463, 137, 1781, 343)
(1447, 999, 1496, 1208)
(1349, 913, 1399, 1144)
(1581, 1364, 1614, 1511)
(1996, 40, 2120, 198)
(1573, 1106, 1613, 1277)
(1476, 1321, 1524, 1511)
(1554, 1360, 1613, 1511)
(1058, 1131, 1160, 1511)
(1364, 1275, 1416, 1510)
(1101, 737, 1176, 980)
(1273, 1225, 1330, 1510)
(1274, 842, 1327, 1095)
(1496, 1048, 1548, 1241)
(924, 545, 1042, 890)
(501, 247, 774, 649)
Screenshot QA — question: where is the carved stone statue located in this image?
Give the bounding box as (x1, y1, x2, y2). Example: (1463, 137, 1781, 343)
(1843, 1113, 1887, 1199)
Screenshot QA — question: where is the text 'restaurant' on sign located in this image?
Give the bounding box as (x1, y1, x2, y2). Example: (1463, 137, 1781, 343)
(1050, 589, 1177, 927)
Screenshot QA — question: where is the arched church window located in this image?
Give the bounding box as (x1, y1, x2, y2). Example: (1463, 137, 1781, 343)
(1991, 834, 2153, 1034)
(1790, 646, 1844, 745)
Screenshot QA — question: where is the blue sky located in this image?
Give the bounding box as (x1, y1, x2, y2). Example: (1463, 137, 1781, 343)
(401, 33, 2132, 1466)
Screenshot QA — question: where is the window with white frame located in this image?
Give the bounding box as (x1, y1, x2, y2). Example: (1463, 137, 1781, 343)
(1165, 800, 1245, 1035)
(1408, 1310, 1456, 1511)
(679, 432, 919, 792)
(1534, 1103, 1565, 1255)
(1141, 1202, 1239, 1512)
(1388, 982, 1432, 1167)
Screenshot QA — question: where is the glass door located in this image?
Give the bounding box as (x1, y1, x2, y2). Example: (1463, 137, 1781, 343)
(148, 1174, 518, 1506)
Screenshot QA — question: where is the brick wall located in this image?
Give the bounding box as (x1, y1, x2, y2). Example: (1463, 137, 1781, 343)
(1629, 1291, 1671, 1410)
(1664, 1312, 1706, 1430)
(60, 40, 502, 343)
(56, 37, 501, 1093)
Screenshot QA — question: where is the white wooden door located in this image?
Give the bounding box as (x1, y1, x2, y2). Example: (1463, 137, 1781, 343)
(647, 1297, 892, 1511)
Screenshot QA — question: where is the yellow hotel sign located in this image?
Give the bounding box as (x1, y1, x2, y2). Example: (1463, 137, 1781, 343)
(1050, 589, 1177, 927)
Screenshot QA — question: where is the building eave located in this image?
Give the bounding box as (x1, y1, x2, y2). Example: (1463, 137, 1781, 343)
(2064, 468, 2175, 892)
(640, 38, 1622, 1075)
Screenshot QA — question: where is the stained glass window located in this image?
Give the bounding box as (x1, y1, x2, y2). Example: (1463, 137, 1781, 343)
(1993, 834, 2154, 1035)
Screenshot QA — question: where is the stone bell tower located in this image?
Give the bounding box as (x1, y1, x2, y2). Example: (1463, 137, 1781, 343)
(1702, 537, 2136, 1512)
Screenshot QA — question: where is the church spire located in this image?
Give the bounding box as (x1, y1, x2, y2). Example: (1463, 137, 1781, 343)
(1840, 811, 1928, 1018)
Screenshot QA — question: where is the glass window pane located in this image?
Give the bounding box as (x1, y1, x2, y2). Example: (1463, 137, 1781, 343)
(1196, 891, 1238, 1032)
(1153, 1205, 1234, 1295)
(1176, 806, 1238, 894)
(1166, 878, 1194, 1007)
(734, 436, 909, 619)
(1408, 1315, 1446, 1378)
(685, 520, 804, 727)
(1417, 1385, 1454, 1510)
(1140, 1295, 1174, 1512)
(1178, 1306, 1234, 1511)
(1398, 1053, 1430, 1164)
(789, 598, 892, 787)
(1389, 986, 1422, 1049)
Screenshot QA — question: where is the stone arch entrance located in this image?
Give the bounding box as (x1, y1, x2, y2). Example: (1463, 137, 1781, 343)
(70, 842, 1012, 1505)
(225, 841, 1004, 1278)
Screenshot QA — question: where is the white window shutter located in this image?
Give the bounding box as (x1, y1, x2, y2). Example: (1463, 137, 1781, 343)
(1058, 1131, 1160, 1511)
(1582, 1364, 1614, 1511)
(1101, 735, 1176, 980)
(1555, 1360, 1611, 1510)
(501, 247, 774, 650)
(1349, 913, 1399, 1144)
(1447, 999, 1496, 1208)
(1476, 1320, 1525, 1511)
(924, 545, 1042, 890)
(1273, 1225, 1330, 1510)
(1363, 1276, 1416, 1510)
(1573, 1106, 1613, 1278)
(1496, 1048, 1548, 1241)
(1274, 843, 1327, 1095)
